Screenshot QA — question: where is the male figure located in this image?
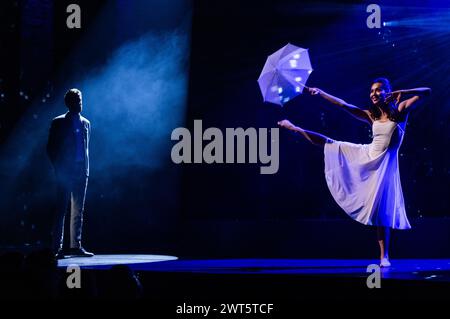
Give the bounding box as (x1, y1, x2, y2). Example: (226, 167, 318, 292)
(47, 88, 93, 258)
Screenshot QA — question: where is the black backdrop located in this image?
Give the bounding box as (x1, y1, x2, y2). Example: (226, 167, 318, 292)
(0, 0, 448, 254)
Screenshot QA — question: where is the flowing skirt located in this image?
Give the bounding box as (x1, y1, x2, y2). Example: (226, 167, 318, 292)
(324, 140, 411, 229)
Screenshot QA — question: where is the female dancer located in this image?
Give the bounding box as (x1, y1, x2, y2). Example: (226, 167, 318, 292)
(278, 78, 431, 266)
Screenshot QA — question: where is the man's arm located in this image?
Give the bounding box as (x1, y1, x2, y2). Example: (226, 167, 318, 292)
(86, 121, 90, 150)
(309, 88, 372, 124)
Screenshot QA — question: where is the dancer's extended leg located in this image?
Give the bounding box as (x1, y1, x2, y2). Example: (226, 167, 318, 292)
(277, 119, 331, 148)
(296, 128, 330, 147)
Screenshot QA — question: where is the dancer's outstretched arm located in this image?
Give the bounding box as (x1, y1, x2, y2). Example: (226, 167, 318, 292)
(385, 87, 431, 113)
(308, 87, 372, 124)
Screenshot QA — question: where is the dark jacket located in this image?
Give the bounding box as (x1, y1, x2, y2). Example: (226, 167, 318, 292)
(47, 112, 90, 177)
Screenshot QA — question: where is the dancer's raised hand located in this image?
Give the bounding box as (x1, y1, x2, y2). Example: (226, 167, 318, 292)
(308, 87, 322, 96)
(385, 91, 402, 106)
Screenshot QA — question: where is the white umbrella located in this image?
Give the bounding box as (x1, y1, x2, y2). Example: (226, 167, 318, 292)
(258, 43, 313, 106)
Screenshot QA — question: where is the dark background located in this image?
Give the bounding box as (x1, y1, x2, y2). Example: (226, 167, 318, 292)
(0, 0, 449, 257)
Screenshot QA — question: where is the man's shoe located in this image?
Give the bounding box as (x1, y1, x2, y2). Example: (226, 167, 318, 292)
(67, 247, 94, 257)
(55, 250, 66, 259)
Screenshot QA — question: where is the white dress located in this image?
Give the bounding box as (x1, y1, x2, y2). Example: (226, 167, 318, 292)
(324, 119, 411, 229)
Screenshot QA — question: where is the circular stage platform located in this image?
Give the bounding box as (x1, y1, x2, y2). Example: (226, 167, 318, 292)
(58, 254, 178, 268)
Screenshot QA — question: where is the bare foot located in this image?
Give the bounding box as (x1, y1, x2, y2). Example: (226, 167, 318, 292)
(277, 119, 297, 131)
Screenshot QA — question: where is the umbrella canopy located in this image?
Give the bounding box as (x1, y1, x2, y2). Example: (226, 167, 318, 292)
(258, 43, 313, 106)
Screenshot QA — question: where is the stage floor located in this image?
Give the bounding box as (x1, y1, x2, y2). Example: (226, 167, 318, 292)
(58, 255, 450, 282)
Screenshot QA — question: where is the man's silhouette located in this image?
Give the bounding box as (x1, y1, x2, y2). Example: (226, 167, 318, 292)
(47, 88, 93, 258)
